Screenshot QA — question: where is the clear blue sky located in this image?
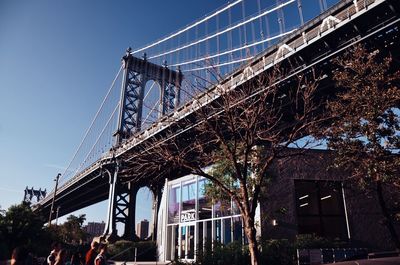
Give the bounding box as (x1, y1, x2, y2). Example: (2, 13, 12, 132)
(0, 0, 333, 226)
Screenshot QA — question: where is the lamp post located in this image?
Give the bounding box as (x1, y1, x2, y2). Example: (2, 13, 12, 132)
(55, 206, 61, 226)
(48, 173, 61, 227)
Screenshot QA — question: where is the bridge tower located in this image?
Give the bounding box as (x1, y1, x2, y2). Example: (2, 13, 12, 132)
(103, 48, 182, 241)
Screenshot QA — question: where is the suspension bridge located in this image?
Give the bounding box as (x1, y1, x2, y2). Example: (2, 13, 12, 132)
(34, 0, 400, 241)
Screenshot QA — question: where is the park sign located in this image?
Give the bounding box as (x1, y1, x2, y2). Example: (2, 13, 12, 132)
(181, 210, 196, 222)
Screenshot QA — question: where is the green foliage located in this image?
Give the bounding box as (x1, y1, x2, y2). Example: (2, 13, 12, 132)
(195, 241, 249, 265)
(325, 45, 400, 188)
(294, 234, 347, 249)
(177, 239, 296, 265)
(260, 239, 295, 265)
(0, 204, 91, 260)
(0, 202, 47, 259)
(205, 159, 240, 203)
(107, 240, 157, 261)
(58, 214, 87, 245)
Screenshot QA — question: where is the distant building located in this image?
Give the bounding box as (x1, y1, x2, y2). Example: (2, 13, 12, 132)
(136, 219, 149, 239)
(84, 221, 105, 241)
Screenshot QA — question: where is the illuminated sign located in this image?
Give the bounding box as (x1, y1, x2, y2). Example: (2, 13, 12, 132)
(180, 210, 196, 222)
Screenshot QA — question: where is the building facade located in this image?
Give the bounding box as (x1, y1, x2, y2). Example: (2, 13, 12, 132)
(156, 149, 400, 262)
(84, 221, 106, 242)
(137, 219, 149, 239)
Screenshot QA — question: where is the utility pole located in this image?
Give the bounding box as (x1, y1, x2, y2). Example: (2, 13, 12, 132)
(55, 206, 60, 226)
(48, 173, 61, 227)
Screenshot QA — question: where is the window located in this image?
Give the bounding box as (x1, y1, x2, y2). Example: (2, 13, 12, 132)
(198, 179, 212, 219)
(168, 185, 181, 224)
(182, 180, 196, 212)
(295, 180, 348, 239)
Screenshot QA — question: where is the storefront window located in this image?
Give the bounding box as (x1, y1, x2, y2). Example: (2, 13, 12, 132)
(198, 179, 212, 219)
(214, 200, 232, 217)
(223, 218, 232, 244)
(168, 185, 180, 224)
(232, 216, 243, 243)
(232, 200, 241, 215)
(182, 180, 196, 212)
(215, 219, 222, 242)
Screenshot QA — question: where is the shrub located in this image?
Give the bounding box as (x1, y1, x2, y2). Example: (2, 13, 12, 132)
(260, 239, 296, 265)
(108, 240, 157, 261)
(295, 234, 348, 249)
(195, 241, 249, 265)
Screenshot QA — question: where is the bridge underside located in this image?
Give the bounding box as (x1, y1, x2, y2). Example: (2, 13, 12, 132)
(36, 0, 400, 241)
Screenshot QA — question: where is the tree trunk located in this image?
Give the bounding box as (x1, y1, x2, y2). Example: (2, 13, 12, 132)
(376, 181, 400, 251)
(243, 215, 260, 265)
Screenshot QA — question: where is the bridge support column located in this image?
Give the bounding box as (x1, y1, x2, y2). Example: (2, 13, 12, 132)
(102, 166, 139, 242)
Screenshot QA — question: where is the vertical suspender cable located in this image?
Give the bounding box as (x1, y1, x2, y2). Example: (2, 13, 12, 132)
(265, 8, 271, 47)
(242, 0, 248, 45)
(205, 19, 209, 83)
(257, 0, 265, 50)
(216, 13, 220, 74)
(251, 21, 257, 55)
(318, 0, 324, 12)
(228, 6, 233, 72)
(297, 0, 304, 25)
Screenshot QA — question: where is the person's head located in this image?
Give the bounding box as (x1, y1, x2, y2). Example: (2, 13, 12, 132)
(98, 243, 107, 255)
(91, 241, 99, 250)
(90, 240, 99, 250)
(11, 247, 28, 265)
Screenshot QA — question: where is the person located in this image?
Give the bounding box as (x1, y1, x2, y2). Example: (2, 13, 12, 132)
(84, 241, 98, 265)
(54, 249, 67, 265)
(11, 247, 28, 265)
(47, 242, 61, 265)
(94, 244, 107, 265)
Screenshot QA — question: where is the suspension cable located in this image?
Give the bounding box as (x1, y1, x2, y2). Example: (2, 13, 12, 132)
(131, 0, 243, 54)
(171, 29, 296, 67)
(143, 81, 157, 101)
(183, 56, 253, 72)
(147, 0, 295, 60)
(60, 66, 122, 181)
(74, 102, 121, 176)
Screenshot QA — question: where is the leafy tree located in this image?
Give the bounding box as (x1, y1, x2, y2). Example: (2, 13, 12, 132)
(321, 45, 400, 249)
(59, 214, 87, 245)
(0, 202, 46, 258)
(121, 66, 326, 265)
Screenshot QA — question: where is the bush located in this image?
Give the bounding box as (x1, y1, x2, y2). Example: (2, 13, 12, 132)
(107, 240, 157, 261)
(195, 241, 249, 265)
(295, 234, 348, 249)
(260, 239, 296, 265)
